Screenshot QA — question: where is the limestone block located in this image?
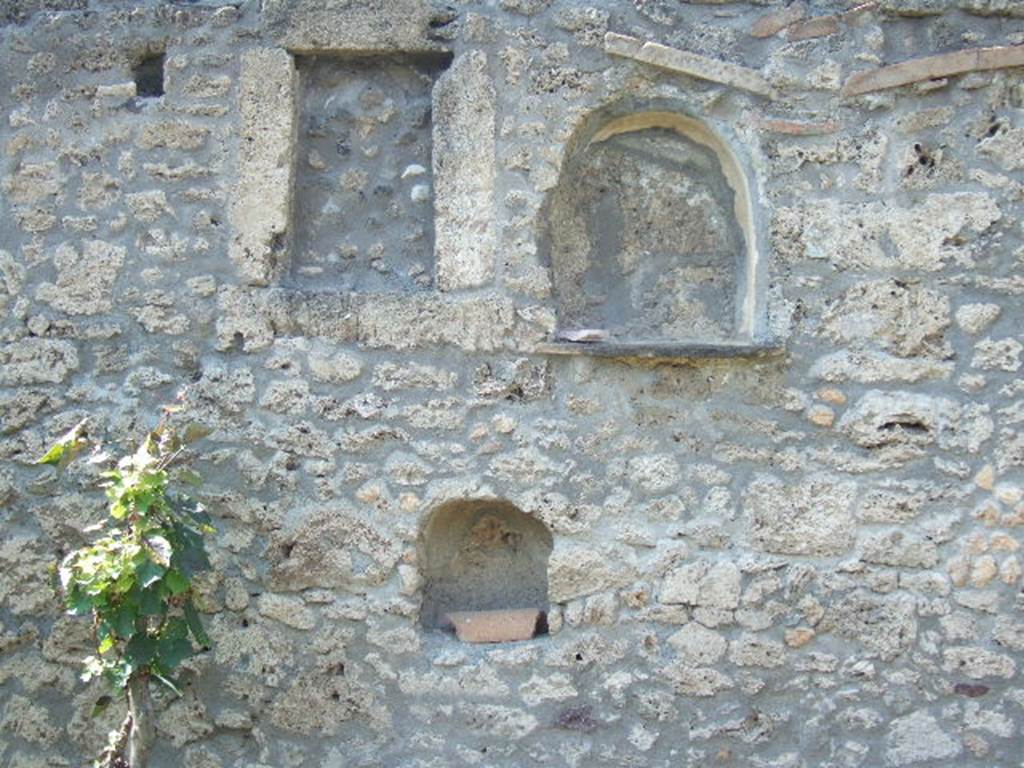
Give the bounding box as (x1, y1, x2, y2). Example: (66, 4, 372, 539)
(819, 592, 917, 661)
(884, 710, 961, 766)
(433, 51, 497, 290)
(230, 48, 296, 286)
(354, 292, 514, 351)
(263, 0, 446, 53)
(660, 560, 741, 609)
(548, 546, 634, 602)
(36, 240, 125, 315)
(837, 391, 957, 449)
(0, 339, 78, 385)
(744, 474, 855, 556)
(667, 622, 726, 665)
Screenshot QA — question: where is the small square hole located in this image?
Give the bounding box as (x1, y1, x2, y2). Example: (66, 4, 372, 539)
(133, 52, 165, 99)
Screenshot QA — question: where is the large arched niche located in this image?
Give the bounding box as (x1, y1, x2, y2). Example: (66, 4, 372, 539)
(418, 499, 553, 630)
(542, 106, 765, 348)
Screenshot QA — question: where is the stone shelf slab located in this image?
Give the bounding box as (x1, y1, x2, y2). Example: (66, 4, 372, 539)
(605, 32, 775, 98)
(843, 44, 1024, 97)
(535, 340, 785, 360)
(446, 609, 546, 644)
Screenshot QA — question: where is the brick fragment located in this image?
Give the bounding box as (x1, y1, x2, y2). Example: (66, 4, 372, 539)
(786, 15, 839, 41)
(754, 116, 841, 135)
(750, 1, 805, 38)
(447, 609, 545, 643)
(605, 32, 774, 98)
(843, 44, 1024, 97)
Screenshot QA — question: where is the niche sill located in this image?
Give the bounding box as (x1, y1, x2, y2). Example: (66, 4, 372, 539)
(534, 339, 785, 360)
(447, 609, 548, 644)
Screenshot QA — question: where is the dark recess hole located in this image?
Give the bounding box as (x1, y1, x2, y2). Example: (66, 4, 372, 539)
(134, 52, 166, 98)
(879, 419, 930, 434)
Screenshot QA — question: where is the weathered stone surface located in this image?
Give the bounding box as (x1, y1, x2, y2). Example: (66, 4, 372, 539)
(230, 48, 296, 286)
(885, 710, 962, 766)
(257, 593, 316, 630)
(0, 339, 79, 385)
(263, 0, 446, 53)
(820, 592, 917, 660)
(548, 546, 635, 602)
(822, 280, 950, 358)
(943, 646, 1016, 679)
(268, 505, 402, 590)
(433, 51, 497, 290)
(744, 474, 856, 556)
(36, 240, 125, 315)
(811, 350, 953, 383)
(661, 560, 741, 608)
(837, 391, 957, 449)
(955, 303, 1001, 335)
(667, 622, 727, 665)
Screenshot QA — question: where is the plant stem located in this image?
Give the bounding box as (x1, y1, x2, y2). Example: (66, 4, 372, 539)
(127, 674, 154, 768)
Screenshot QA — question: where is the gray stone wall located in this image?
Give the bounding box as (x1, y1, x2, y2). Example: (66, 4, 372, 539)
(1, 1, 1023, 766)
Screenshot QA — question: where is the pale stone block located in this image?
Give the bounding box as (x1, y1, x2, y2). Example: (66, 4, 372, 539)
(433, 51, 497, 290)
(230, 48, 296, 286)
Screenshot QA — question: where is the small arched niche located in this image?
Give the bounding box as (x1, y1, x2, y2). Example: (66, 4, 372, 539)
(419, 499, 553, 636)
(544, 109, 765, 350)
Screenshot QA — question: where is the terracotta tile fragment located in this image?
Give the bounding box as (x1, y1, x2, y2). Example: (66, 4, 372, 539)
(843, 44, 1024, 97)
(447, 608, 545, 643)
(755, 116, 841, 135)
(787, 15, 840, 41)
(605, 32, 775, 98)
(750, 1, 806, 38)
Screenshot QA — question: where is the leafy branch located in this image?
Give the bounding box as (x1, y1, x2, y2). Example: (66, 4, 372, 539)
(41, 408, 214, 768)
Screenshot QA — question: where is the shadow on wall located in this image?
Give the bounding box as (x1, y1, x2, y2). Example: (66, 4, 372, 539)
(418, 499, 553, 630)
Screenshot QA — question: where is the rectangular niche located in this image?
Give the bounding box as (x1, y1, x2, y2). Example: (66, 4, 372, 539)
(290, 54, 450, 293)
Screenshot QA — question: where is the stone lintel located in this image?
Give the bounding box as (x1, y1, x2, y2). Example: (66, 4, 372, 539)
(262, 0, 449, 54)
(432, 51, 497, 291)
(842, 44, 1024, 96)
(604, 32, 775, 99)
(230, 47, 296, 286)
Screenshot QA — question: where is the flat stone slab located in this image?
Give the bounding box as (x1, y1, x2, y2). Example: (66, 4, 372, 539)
(535, 340, 784, 360)
(446, 609, 545, 643)
(605, 32, 775, 98)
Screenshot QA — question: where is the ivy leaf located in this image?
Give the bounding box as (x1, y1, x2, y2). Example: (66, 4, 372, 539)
(65, 586, 93, 616)
(157, 636, 193, 669)
(183, 599, 211, 648)
(90, 695, 112, 718)
(36, 419, 89, 466)
(124, 633, 157, 668)
(108, 603, 138, 639)
(164, 570, 189, 596)
(138, 586, 164, 616)
(136, 557, 165, 589)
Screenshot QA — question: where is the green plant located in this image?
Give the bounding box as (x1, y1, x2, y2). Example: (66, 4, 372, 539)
(40, 409, 214, 768)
